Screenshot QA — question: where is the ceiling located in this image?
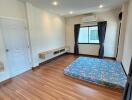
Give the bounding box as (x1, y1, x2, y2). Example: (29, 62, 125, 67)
(25, 0, 127, 16)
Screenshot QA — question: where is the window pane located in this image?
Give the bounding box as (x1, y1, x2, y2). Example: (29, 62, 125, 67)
(78, 27, 88, 43)
(89, 26, 99, 43)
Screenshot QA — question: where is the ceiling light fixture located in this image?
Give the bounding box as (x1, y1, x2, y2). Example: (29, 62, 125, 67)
(69, 11, 73, 14)
(99, 4, 104, 8)
(52, 1, 58, 6)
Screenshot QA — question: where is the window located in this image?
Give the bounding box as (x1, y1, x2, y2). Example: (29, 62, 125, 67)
(78, 26, 99, 44)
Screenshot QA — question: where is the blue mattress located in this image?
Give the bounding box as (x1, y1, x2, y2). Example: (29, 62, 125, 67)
(64, 57, 127, 89)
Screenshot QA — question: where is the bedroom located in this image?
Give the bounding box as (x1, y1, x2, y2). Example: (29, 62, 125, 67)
(0, 0, 132, 100)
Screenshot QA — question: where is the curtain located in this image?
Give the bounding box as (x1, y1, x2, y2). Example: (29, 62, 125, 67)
(98, 21, 107, 58)
(122, 58, 132, 100)
(74, 24, 80, 55)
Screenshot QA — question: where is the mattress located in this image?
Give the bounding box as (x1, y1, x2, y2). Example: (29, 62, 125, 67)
(64, 57, 127, 90)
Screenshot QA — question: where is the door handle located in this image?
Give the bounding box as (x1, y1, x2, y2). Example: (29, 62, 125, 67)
(6, 49, 9, 52)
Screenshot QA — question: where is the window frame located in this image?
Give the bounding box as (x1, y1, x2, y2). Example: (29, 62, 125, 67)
(78, 25, 100, 45)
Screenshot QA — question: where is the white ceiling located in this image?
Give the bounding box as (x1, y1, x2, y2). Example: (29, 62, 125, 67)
(26, 0, 127, 16)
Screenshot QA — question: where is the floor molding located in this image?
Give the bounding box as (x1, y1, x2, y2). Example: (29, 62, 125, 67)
(66, 53, 116, 60)
(0, 78, 12, 86)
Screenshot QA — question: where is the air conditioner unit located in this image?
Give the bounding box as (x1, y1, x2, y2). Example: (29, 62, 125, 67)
(81, 15, 97, 23)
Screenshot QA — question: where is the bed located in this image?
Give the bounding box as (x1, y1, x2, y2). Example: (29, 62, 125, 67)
(64, 57, 127, 90)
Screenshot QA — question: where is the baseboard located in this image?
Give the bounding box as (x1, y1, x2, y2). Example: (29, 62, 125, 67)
(66, 52, 116, 60)
(0, 78, 12, 86)
(121, 62, 127, 77)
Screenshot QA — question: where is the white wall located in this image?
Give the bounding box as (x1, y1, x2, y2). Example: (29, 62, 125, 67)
(0, 0, 26, 19)
(0, 0, 27, 82)
(26, 3, 66, 67)
(66, 9, 120, 57)
(117, 2, 128, 61)
(122, 0, 132, 74)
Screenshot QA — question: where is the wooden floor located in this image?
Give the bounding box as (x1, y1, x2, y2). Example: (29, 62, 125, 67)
(0, 54, 123, 100)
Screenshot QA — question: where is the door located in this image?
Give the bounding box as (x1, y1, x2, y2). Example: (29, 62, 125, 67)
(122, 58, 132, 100)
(0, 18, 32, 77)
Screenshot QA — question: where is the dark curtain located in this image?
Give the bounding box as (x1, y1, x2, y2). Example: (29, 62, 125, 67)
(98, 21, 107, 58)
(122, 58, 132, 100)
(74, 24, 80, 55)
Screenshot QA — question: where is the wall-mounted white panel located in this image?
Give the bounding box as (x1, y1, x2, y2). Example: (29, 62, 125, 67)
(0, 0, 27, 82)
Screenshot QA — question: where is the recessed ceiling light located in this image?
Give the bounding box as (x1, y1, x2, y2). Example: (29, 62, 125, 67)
(69, 11, 73, 14)
(99, 5, 104, 8)
(52, 1, 58, 6)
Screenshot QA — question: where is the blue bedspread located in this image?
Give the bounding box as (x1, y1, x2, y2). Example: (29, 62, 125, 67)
(64, 57, 127, 89)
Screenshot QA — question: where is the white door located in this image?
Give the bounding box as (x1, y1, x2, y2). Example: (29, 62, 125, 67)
(0, 19, 32, 77)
